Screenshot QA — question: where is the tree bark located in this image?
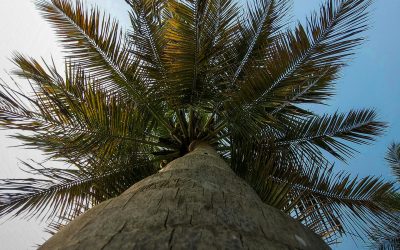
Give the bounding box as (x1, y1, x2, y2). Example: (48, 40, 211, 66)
(40, 143, 329, 250)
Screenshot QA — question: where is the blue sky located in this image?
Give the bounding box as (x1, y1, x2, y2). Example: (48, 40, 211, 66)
(0, 0, 399, 249)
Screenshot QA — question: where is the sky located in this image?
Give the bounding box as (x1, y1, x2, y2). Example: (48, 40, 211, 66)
(0, 0, 399, 249)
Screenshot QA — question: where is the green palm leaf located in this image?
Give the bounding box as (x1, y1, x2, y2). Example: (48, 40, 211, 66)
(276, 109, 386, 161)
(36, 0, 131, 91)
(367, 143, 400, 249)
(126, 0, 167, 84)
(230, 139, 397, 243)
(253, 0, 371, 107)
(369, 210, 400, 250)
(161, 0, 242, 106)
(229, 0, 372, 132)
(0, 160, 157, 221)
(386, 143, 400, 182)
(2, 55, 169, 171)
(36, 0, 174, 133)
(230, 0, 289, 84)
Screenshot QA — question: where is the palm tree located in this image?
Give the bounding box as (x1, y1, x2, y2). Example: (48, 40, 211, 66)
(0, 0, 398, 248)
(369, 143, 400, 249)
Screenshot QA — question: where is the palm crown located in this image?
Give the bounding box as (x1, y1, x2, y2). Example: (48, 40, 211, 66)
(0, 0, 398, 246)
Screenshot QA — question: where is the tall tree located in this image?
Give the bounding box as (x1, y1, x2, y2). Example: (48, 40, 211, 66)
(0, 0, 398, 248)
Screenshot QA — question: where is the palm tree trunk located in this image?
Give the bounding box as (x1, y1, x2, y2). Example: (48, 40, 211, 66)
(40, 142, 329, 249)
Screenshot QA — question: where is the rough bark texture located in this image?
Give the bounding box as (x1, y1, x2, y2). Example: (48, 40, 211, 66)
(40, 144, 329, 250)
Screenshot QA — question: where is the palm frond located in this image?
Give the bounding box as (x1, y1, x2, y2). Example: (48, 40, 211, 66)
(36, 0, 175, 133)
(367, 143, 400, 249)
(368, 209, 400, 250)
(276, 109, 386, 161)
(270, 67, 338, 115)
(211, 0, 290, 128)
(36, 0, 132, 93)
(232, 0, 371, 126)
(288, 167, 397, 243)
(230, 0, 289, 86)
(0, 159, 156, 223)
(126, 0, 167, 84)
(161, 0, 242, 106)
(230, 139, 397, 243)
(162, 0, 206, 105)
(371, 237, 400, 250)
(1, 56, 169, 171)
(386, 142, 400, 182)
(200, 0, 240, 96)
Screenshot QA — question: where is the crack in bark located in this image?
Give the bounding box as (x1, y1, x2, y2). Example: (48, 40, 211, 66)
(74, 200, 112, 233)
(100, 222, 127, 250)
(157, 194, 164, 207)
(168, 228, 176, 248)
(177, 194, 184, 208)
(259, 225, 267, 238)
(164, 209, 170, 229)
(174, 187, 180, 199)
(102, 199, 115, 210)
(122, 193, 137, 209)
(154, 193, 165, 213)
(239, 233, 244, 247)
(210, 193, 214, 209)
(260, 206, 267, 221)
(222, 191, 227, 208)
